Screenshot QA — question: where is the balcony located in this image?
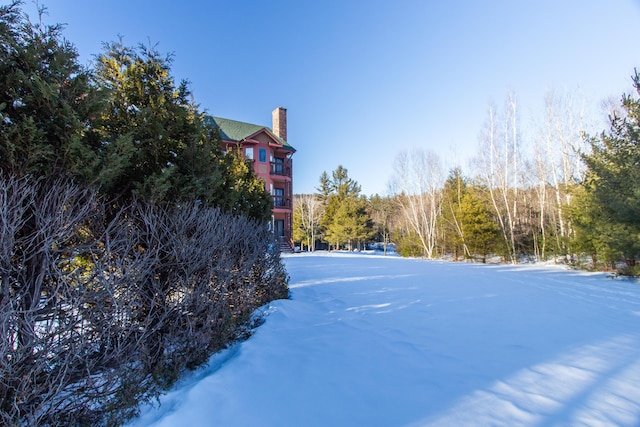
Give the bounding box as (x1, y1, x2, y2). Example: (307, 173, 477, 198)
(273, 195, 292, 209)
(270, 161, 291, 178)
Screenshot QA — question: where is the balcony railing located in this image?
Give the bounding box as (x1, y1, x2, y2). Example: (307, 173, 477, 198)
(273, 196, 292, 209)
(270, 161, 291, 178)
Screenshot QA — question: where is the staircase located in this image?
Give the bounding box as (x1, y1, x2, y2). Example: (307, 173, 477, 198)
(277, 237, 293, 253)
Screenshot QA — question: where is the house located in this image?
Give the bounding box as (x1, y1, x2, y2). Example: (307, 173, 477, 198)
(206, 107, 296, 251)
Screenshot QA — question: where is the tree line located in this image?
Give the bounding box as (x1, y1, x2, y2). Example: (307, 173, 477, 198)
(294, 83, 639, 275)
(0, 2, 286, 425)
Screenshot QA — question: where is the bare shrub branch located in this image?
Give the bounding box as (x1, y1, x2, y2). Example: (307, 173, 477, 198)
(0, 174, 288, 426)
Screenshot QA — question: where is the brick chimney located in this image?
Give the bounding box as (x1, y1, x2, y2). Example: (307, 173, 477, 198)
(272, 106, 287, 141)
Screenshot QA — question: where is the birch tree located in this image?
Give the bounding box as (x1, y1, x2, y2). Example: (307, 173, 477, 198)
(389, 148, 443, 259)
(529, 89, 591, 260)
(474, 94, 522, 263)
(293, 194, 323, 251)
(544, 90, 590, 256)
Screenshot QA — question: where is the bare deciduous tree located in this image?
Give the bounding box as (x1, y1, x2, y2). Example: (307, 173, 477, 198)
(293, 194, 323, 251)
(529, 89, 591, 260)
(389, 148, 443, 259)
(474, 94, 522, 263)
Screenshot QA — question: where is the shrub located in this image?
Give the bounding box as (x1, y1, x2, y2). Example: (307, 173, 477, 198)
(0, 174, 288, 426)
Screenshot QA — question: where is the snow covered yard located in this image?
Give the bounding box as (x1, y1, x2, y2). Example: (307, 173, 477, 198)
(129, 252, 640, 427)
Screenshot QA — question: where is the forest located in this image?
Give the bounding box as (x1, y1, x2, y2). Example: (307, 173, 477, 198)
(294, 85, 640, 275)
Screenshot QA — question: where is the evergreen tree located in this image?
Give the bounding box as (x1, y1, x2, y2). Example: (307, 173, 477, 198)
(330, 165, 361, 198)
(317, 171, 332, 203)
(567, 184, 607, 269)
(396, 231, 424, 257)
(568, 182, 638, 270)
(324, 195, 372, 250)
(0, 1, 101, 179)
(459, 186, 501, 263)
(216, 148, 273, 222)
(582, 71, 640, 267)
(93, 40, 203, 202)
(316, 165, 370, 249)
(438, 168, 469, 260)
(92, 40, 272, 220)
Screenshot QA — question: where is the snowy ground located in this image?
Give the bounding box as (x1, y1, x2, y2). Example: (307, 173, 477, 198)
(129, 252, 640, 427)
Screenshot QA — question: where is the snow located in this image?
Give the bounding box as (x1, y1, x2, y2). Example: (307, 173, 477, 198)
(128, 252, 640, 427)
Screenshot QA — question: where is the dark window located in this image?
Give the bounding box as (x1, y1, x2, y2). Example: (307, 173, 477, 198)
(273, 188, 285, 207)
(259, 148, 267, 162)
(273, 157, 284, 174)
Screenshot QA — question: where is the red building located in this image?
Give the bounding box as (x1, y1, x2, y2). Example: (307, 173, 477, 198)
(207, 107, 296, 250)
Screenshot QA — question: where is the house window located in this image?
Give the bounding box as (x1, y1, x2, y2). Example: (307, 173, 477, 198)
(273, 188, 285, 207)
(273, 157, 284, 175)
(245, 147, 254, 160)
(259, 148, 267, 162)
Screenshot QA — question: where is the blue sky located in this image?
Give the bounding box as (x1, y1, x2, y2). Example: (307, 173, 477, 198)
(17, 0, 640, 195)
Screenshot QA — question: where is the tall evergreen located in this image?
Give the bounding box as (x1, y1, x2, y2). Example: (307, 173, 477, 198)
(324, 195, 372, 250)
(459, 186, 501, 263)
(93, 40, 212, 203)
(0, 1, 101, 179)
(582, 71, 640, 266)
(92, 40, 272, 220)
(566, 184, 629, 269)
(316, 166, 371, 249)
(438, 168, 468, 260)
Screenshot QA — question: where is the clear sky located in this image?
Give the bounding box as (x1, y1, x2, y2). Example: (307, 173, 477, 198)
(16, 0, 640, 195)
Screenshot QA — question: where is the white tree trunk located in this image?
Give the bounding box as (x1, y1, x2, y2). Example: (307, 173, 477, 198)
(390, 149, 443, 259)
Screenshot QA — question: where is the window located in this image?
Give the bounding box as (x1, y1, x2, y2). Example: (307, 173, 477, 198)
(273, 157, 284, 175)
(245, 147, 254, 160)
(273, 188, 285, 207)
(259, 148, 267, 162)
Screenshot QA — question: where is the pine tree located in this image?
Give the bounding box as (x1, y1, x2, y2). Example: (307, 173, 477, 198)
(459, 186, 501, 263)
(316, 166, 370, 249)
(582, 71, 640, 268)
(566, 184, 614, 269)
(438, 168, 469, 260)
(325, 195, 372, 250)
(317, 171, 332, 203)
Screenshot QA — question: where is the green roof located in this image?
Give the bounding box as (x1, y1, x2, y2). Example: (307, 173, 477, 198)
(205, 115, 296, 152)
